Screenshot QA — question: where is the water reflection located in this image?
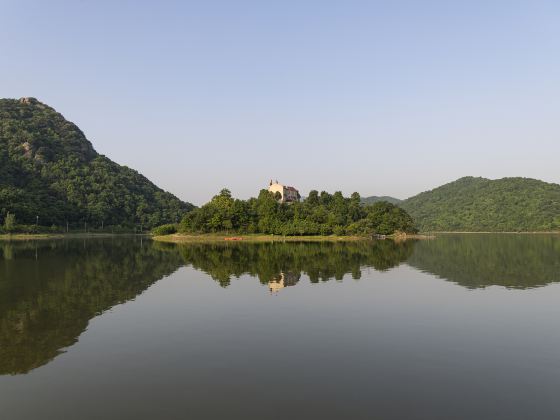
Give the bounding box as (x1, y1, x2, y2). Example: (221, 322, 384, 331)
(408, 234, 560, 289)
(1, 234, 559, 376)
(176, 240, 416, 288)
(0, 238, 184, 375)
(268, 271, 300, 293)
(0, 239, 415, 375)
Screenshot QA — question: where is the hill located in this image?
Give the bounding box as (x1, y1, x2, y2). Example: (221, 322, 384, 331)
(401, 176, 560, 232)
(0, 98, 193, 229)
(361, 195, 402, 205)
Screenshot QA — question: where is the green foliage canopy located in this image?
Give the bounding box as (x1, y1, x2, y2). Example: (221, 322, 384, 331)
(3, 213, 15, 232)
(401, 176, 560, 232)
(0, 98, 193, 230)
(151, 224, 178, 236)
(179, 189, 417, 236)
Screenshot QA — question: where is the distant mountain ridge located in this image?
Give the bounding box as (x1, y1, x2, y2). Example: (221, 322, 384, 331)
(361, 195, 402, 205)
(0, 97, 193, 228)
(400, 176, 560, 232)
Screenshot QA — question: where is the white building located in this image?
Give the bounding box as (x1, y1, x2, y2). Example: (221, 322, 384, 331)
(268, 180, 300, 203)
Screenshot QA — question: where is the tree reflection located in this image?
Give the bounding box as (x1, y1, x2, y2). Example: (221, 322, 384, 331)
(407, 234, 560, 289)
(176, 240, 416, 288)
(6, 234, 558, 376)
(0, 238, 184, 375)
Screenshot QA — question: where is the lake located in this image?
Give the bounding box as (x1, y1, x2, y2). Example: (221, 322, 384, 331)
(1, 235, 560, 419)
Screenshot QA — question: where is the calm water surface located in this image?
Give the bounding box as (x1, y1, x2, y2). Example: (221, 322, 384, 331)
(1, 235, 559, 419)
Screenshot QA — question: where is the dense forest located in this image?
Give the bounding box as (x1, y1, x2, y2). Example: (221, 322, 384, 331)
(401, 177, 560, 232)
(177, 188, 417, 236)
(0, 98, 193, 232)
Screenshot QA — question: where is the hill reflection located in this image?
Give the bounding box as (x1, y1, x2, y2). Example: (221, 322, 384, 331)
(0, 238, 415, 375)
(3, 234, 557, 375)
(407, 234, 560, 289)
(0, 238, 184, 375)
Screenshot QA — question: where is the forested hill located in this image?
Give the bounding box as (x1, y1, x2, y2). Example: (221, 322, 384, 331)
(0, 98, 193, 229)
(401, 177, 560, 232)
(361, 196, 402, 205)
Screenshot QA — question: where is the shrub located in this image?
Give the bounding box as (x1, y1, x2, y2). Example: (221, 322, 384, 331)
(151, 224, 177, 236)
(3, 213, 16, 233)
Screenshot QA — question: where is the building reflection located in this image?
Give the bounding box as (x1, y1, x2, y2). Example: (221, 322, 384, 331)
(268, 271, 301, 294)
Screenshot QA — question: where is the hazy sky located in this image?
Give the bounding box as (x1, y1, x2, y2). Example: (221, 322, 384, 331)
(2, 1, 559, 205)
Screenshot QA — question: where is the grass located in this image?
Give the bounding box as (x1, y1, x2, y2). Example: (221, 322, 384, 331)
(153, 233, 367, 243)
(0, 232, 432, 242)
(418, 231, 560, 234)
(0, 233, 146, 241)
(152, 232, 431, 243)
(0, 233, 63, 240)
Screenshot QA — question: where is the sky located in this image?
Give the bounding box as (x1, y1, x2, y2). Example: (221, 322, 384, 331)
(1, 0, 559, 205)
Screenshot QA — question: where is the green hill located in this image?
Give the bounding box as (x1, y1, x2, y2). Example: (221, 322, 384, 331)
(401, 176, 560, 232)
(0, 97, 193, 229)
(361, 195, 402, 205)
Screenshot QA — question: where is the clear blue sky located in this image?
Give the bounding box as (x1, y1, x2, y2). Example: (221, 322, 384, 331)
(2, 1, 559, 205)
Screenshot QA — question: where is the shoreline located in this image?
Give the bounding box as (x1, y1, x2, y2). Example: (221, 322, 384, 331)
(421, 231, 560, 235)
(152, 233, 432, 243)
(0, 233, 148, 241)
(4, 231, 558, 243)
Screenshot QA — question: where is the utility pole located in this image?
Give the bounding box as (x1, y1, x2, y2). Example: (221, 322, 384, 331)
(36, 215, 38, 226)
(66, 221, 69, 233)
(84, 221, 87, 233)
(101, 220, 104, 230)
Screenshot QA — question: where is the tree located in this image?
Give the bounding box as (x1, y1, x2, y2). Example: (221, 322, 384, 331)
(175, 188, 418, 236)
(307, 190, 319, 205)
(4, 212, 16, 232)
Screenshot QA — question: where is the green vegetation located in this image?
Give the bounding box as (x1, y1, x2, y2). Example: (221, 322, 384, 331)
(361, 195, 402, 205)
(177, 188, 417, 236)
(3, 213, 15, 233)
(0, 98, 193, 231)
(153, 233, 371, 243)
(401, 177, 560, 232)
(151, 223, 178, 236)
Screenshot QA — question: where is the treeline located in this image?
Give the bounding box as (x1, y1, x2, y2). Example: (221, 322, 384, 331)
(0, 214, 147, 234)
(177, 188, 417, 236)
